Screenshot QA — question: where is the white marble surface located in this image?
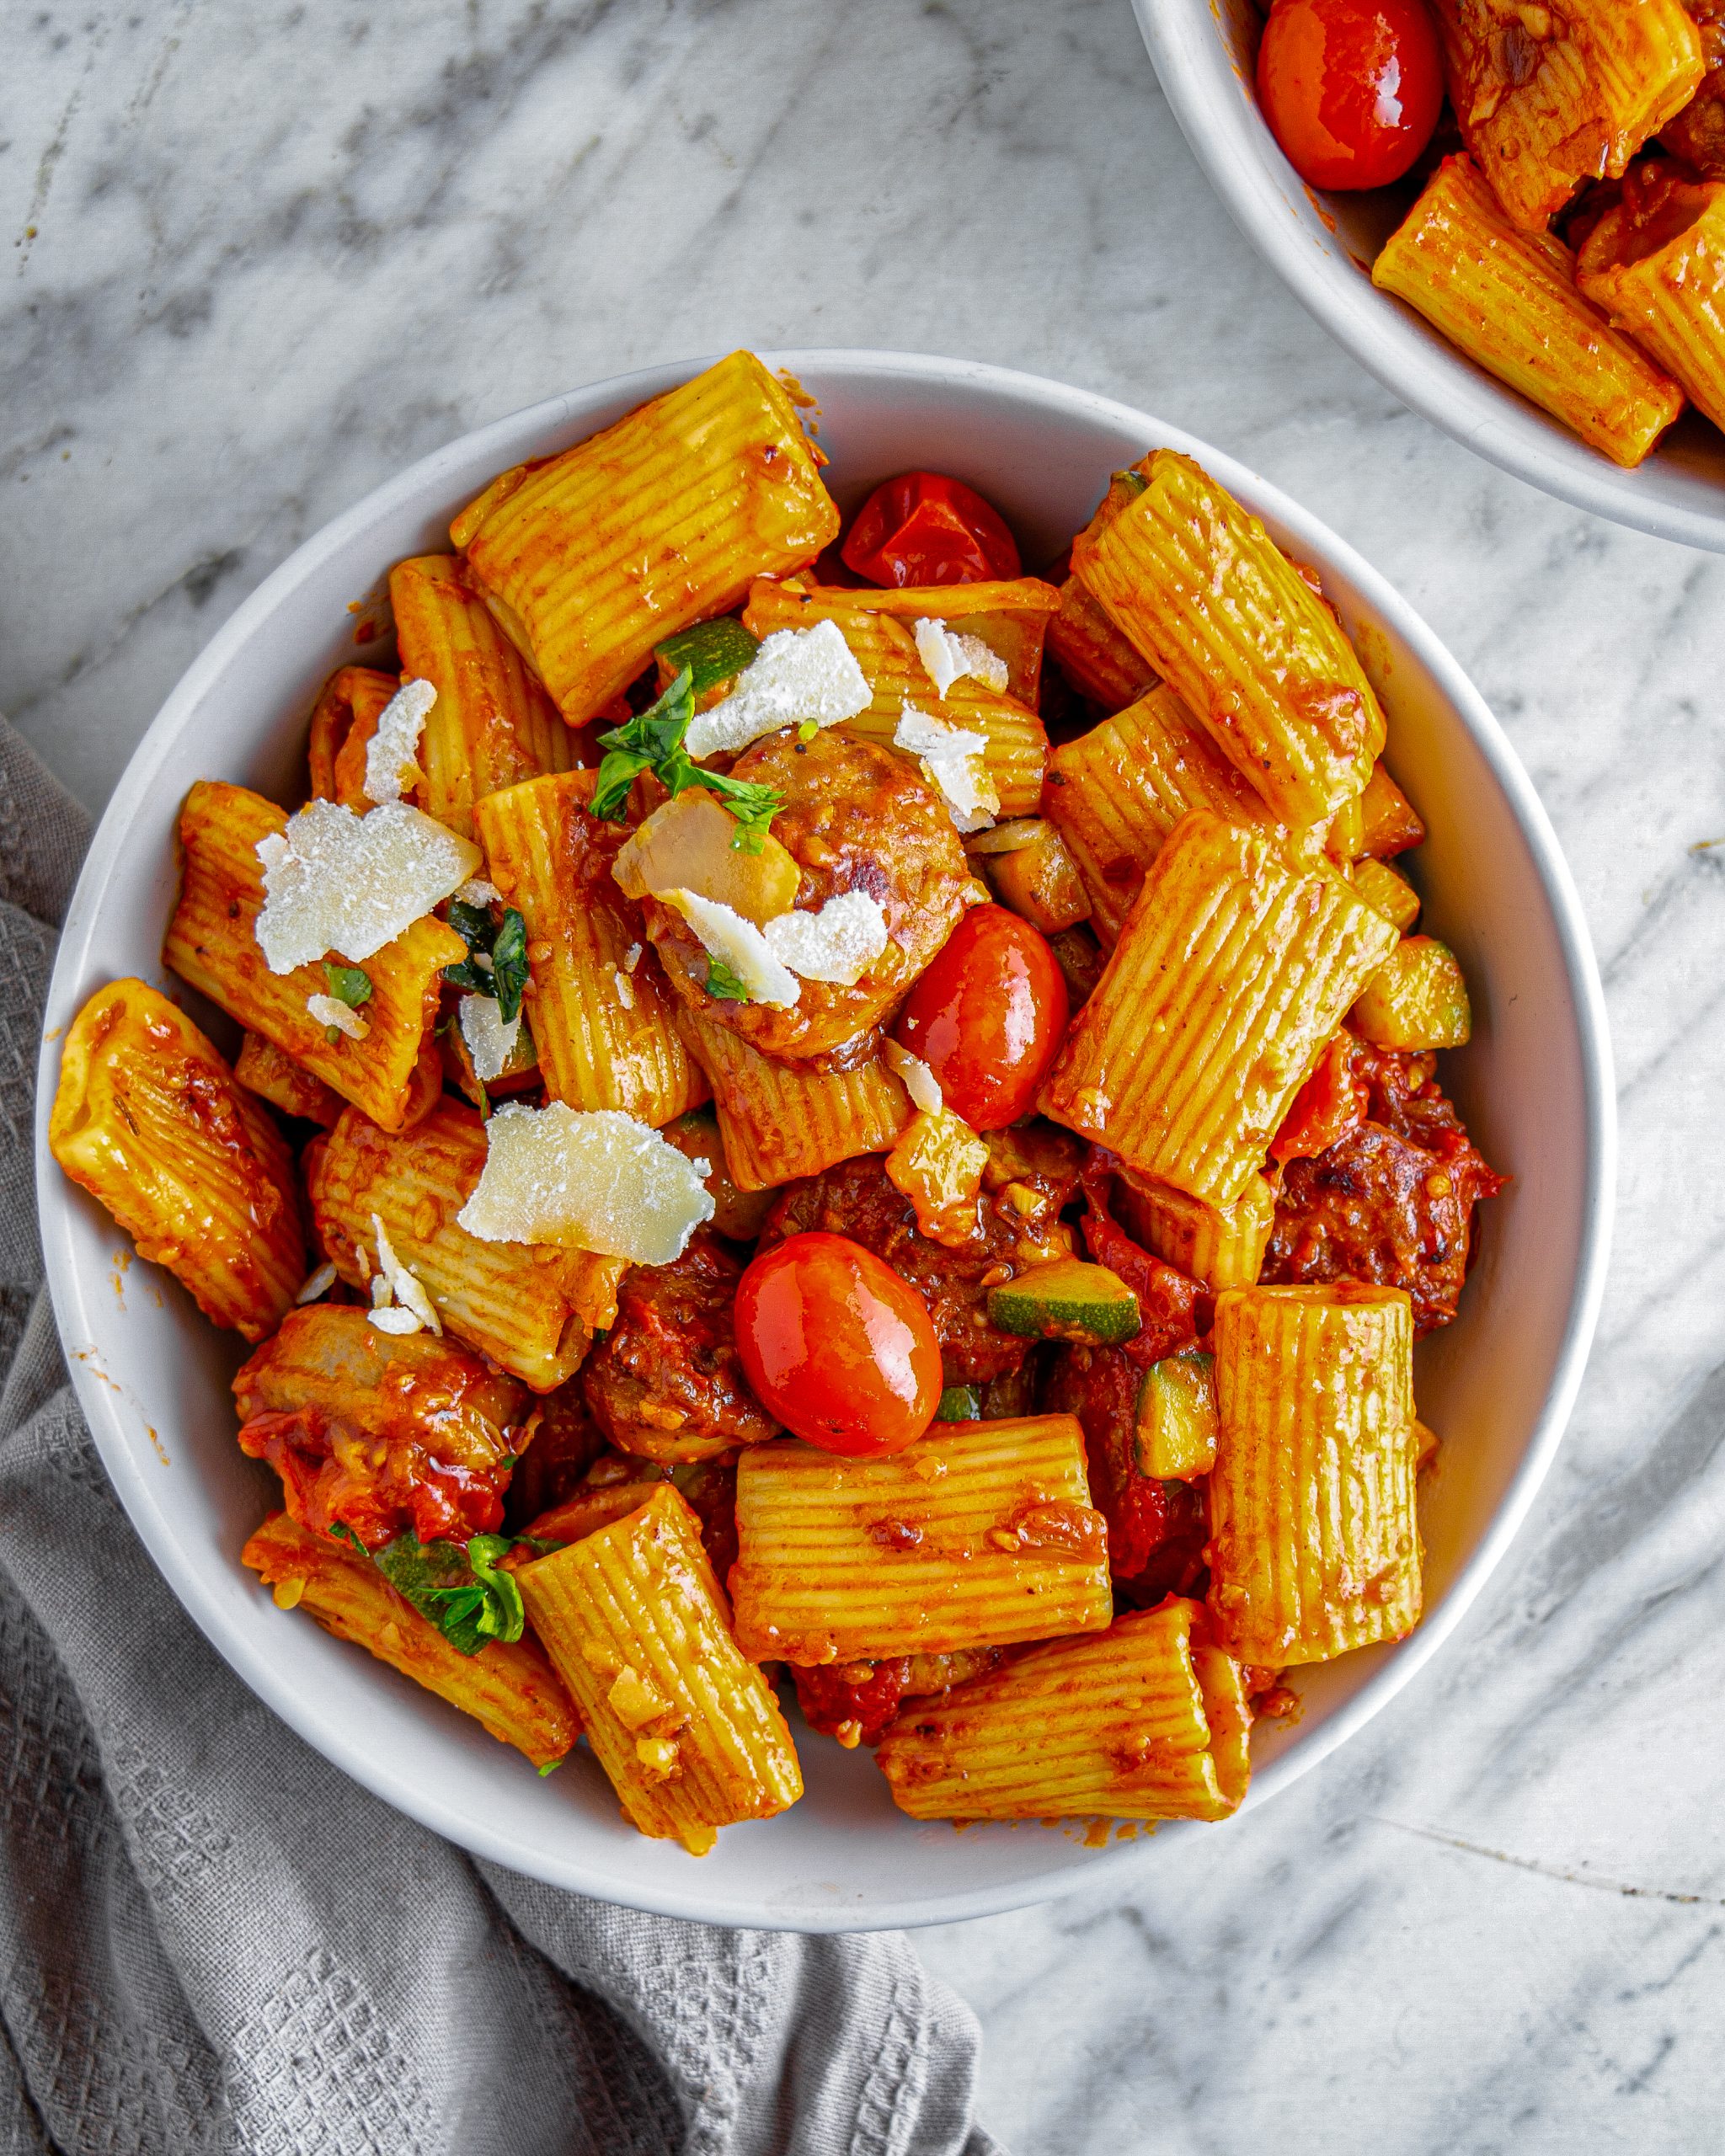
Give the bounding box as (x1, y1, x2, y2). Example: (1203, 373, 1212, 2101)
(8, 0, 1725, 2147)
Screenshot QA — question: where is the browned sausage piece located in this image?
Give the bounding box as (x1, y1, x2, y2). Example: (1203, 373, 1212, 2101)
(580, 1230, 779, 1464)
(644, 727, 977, 1070)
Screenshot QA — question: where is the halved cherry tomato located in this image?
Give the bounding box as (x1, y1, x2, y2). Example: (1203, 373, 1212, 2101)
(1257, 0, 1444, 193)
(841, 471, 1022, 588)
(892, 905, 1069, 1131)
(734, 1233, 942, 1457)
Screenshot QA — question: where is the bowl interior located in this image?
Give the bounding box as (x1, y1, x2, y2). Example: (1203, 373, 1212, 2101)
(35, 351, 1612, 1929)
(1137, 0, 1725, 554)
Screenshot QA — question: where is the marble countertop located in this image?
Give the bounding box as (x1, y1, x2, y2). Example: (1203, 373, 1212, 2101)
(8, 1, 1725, 2146)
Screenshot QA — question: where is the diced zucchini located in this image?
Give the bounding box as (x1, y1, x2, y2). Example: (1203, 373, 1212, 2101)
(987, 1259, 1140, 1346)
(936, 1384, 984, 1423)
(1353, 936, 1471, 1050)
(653, 616, 761, 702)
(1351, 857, 1420, 934)
(1358, 764, 1425, 858)
(979, 823, 1092, 934)
(1134, 1353, 1217, 1481)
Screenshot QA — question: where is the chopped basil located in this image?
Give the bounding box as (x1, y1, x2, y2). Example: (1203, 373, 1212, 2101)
(444, 900, 530, 1022)
(322, 961, 373, 1008)
(704, 957, 751, 1002)
(592, 667, 783, 852)
(371, 1530, 526, 1657)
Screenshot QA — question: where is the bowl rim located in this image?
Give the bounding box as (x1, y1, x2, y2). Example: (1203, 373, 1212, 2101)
(1135, 0, 1725, 557)
(33, 348, 1616, 1929)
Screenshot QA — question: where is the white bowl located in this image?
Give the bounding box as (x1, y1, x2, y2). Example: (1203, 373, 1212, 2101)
(35, 350, 1614, 1929)
(1139, 0, 1725, 553)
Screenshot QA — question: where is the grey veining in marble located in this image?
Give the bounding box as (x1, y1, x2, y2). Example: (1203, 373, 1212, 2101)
(8, 0, 1725, 2147)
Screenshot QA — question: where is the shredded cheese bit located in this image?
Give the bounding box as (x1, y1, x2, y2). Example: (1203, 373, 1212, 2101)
(454, 877, 503, 907)
(458, 992, 521, 1083)
(684, 620, 870, 759)
(367, 1305, 423, 1337)
(294, 1260, 339, 1305)
(613, 969, 636, 1011)
(894, 702, 1000, 834)
(456, 1102, 716, 1265)
(883, 1038, 944, 1114)
(623, 942, 643, 974)
(306, 992, 369, 1041)
(254, 798, 480, 974)
(762, 889, 888, 986)
(663, 889, 800, 1008)
(363, 678, 435, 804)
(913, 617, 1009, 700)
(367, 1211, 441, 1337)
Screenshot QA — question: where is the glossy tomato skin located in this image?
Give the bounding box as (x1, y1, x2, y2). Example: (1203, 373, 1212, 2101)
(734, 1233, 943, 1457)
(1257, 0, 1444, 192)
(892, 905, 1070, 1131)
(841, 471, 1022, 588)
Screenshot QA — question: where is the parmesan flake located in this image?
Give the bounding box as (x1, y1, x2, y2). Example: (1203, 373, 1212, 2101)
(623, 942, 643, 974)
(685, 621, 870, 759)
(294, 1260, 339, 1305)
(883, 1038, 944, 1114)
(363, 678, 435, 804)
(457, 1103, 715, 1265)
(458, 993, 521, 1083)
(370, 1212, 441, 1335)
(895, 702, 1000, 834)
(763, 890, 888, 986)
(913, 618, 1009, 700)
(255, 799, 479, 974)
(613, 969, 636, 1011)
(367, 1305, 424, 1337)
(455, 878, 503, 907)
(663, 889, 800, 1007)
(307, 992, 369, 1041)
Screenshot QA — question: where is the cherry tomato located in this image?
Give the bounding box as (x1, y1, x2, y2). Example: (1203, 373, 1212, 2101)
(892, 905, 1069, 1131)
(841, 471, 1022, 588)
(734, 1233, 942, 1457)
(1256, 0, 1444, 192)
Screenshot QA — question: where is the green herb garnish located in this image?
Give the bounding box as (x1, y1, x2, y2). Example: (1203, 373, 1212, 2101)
(591, 667, 784, 853)
(443, 900, 530, 1023)
(704, 957, 751, 1001)
(323, 961, 374, 1009)
(371, 1530, 526, 1657)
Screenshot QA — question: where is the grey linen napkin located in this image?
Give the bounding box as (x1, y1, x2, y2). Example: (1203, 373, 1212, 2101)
(0, 718, 1001, 2156)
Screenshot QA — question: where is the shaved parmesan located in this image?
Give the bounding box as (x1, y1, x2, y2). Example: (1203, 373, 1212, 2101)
(763, 890, 888, 986)
(685, 621, 870, 759)
(363, 678, 435, 804)
(884, 1038, 944, 1114)
(895, 703, 1000, 834)
(367, 1305, 423, 1337)
(613, 969, 636, 1011)
(371, 1212, 441, 1335)
(913, 618, 1009, 700)
(255, 799, 479, 974)
(457, 1102, 715, 1265)
(455, 878, 503, 907)
(458, 993, 521, 1083)
(663, 889, 800, 1008)
(307, 992, 369, 1041)
(295, 1260, 338, 1305)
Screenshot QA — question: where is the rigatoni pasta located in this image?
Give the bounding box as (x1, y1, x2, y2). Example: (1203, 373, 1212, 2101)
(453, 350, 837, 723)
(50, 979, 305, 1341)
(729, 1416, 1112, 1664)
(1039, 810, 1400, 1204)
(1074, 453, 1385, 828)
(389, 553, 578, 840)
(876, 1599, 1250, 1822)
(243, 1511, 579, 1768)
(1373, 154, 1685, 467)
(517, 1486, 802, 1852)
(475, 771, 708, 1127)
(1578, 171, 1725, 434)
(164, 780, 464, 1132)
(1209, 1284, 1422, 1667)
(307, 1099, 625, 1390)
